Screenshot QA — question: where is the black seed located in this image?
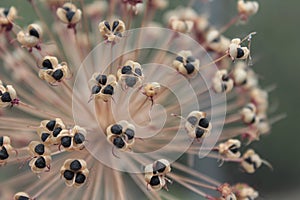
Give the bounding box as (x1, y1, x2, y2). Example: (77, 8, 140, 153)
(29, 28, 39, 38)
(96, 74, 107, 85)
(229, 146, 239, 154)
(241, 79, 247, 85)
(236, 48, 245, 58)
(74, 133, 85, 144)
(1, 92, 12, 103)
(211, 36, 221, 43)
(153, 161, 166, 173)
(104, 21, 111, 30)
(75, 173, 86, 184)
(221, 83, 227, 92)
(250, 116, 256, 124)
(245, 157, 253, 165)
(125, 128, 135, 140)
(63, 170, 74, 180)
(53, 127, 62, 137)
(0, 90, 2, 95)
(121, 66, 132, 74)
(66, 11, 75, 22)
(52, 69, 64, 81)
(35, 156, 46, 168)
(112, 20, 119, 31)
(41, 133, 50, 142)
(46, 120, 56, 131)
(222, 74, 229, 82)
(0, 136, 3, 146)
(103, 85, 114, 95)
(125, 77, 137, 87)
(18, 196, 30, 200)
(149, 176, 160, 186)
(198, 118, 209, 128)
(42, 59, 53, 69)
(70, 160, 82, 171)
(61, 136, 72, 148)
(195, 127, 205, 138)
(187, 116, 197, 126)
(111, 124, 123, 135)
(34, 144, 45, 155)
(134, 68, 142, 76)
(0, 146, 9, 160)
(175, 56, 184, 63)
(92, 85, 101, 94)
(186, 56, 195, 63)
(185, 63, 195, 74)
(3, 8, 10, 16)
(63, 7, 71, 12)
(113, 137, 125, 149)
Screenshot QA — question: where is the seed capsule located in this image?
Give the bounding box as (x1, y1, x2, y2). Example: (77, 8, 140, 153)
(17, 24, 43, 50)
(0, 80, 18, 108)
(89, 73, 117, 102)
(14, 192, 33, 200)
(38, 56, 70, 84)
(106, 120, 136, 152)
(240, 103, 259, 125)
(57, 125, 86, 151)
(212, 70, 234, 93)
(228, 38, 250, 61)
(56, 3, 82, 28)
(37, 118, 66, 144)
(0, 6, 17, 31)
(185, 111, 212, 139)
(60, 159, 89, 188)
(217, 139, 241, 159)
(237, 0, 259, 21)
(99, 19, 126, 42)
(232, 183, 259, 200)
(144, 159, 171, 191)
(117, 60, 144, 88)
(241, 149, 262, 173)
(173, 50, 200, 78)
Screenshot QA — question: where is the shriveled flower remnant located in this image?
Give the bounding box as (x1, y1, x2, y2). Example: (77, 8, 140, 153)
(0, 0, 275, 200)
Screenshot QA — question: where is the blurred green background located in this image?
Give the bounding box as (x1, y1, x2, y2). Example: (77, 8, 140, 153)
(0, 0, 299, 199)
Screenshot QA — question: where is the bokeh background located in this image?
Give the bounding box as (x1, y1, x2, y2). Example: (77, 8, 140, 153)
(0, 0, 299, 199)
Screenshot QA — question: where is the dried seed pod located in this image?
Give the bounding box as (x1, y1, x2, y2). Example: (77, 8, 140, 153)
(117, 60, 144, 88)
(99, 20, 126, 42)
(106, 120, 136, 152)
(232, 62, 258, 89)
(144, 159, 171, 191)
(0, 80, 18, 108)
(169, 17, 193, 33)
(185, 111, 212, 139)
(38, 56, 70, 85)
(29, 155, 52, 174)
(218, 139, 241, 159)
(17, 24, 43, 50)
(0, 6, 17, 31)
(60, 159, 89, 188)
(89, 73, 117, 102)
(250, 87, 268, 115)
(240, 103, 259, 125)
(205, 29, 231, 53)
(56, 3, 82, 28)
(143, 82, 161, 100)
(0, 136, 14, 165)
(218, 183, 237, 200)
(241, 149, 269, 173)
(228, 38, 250, 61)
(14, 192, 34, 200)
(173, 50, 200, 78)
(237, 0, 259, 21)
(212, 70, 234, 93)
(232, 183, 259, 200)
